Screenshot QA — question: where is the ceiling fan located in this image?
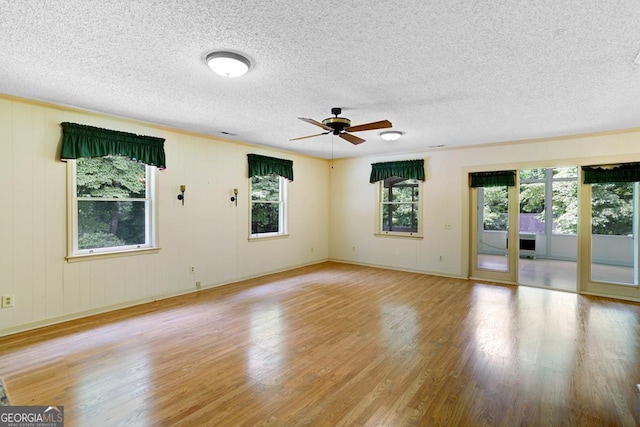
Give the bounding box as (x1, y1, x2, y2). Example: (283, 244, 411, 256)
(290, 107, 392, 145)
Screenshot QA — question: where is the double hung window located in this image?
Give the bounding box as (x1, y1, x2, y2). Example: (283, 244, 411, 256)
(251, 174, 287, 237)
(380, 177, 420, 234)
(247, 154, 293, 239)
(61, 122, 165, 258)
(371, 159, 425, 237)
(70, 155, 157, 255)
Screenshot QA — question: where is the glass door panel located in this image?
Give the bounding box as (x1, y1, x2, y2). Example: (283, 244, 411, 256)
(470, 184, 518, 283)
(590, 182, 637, 285)
(476, 186, 509, 271)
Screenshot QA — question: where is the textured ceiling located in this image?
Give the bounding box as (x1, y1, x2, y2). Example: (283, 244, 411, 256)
(1, 0, 640, 159)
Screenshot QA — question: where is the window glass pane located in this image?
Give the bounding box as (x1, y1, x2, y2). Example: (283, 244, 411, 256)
(552, 180, 578, 234)
(251, 175, 279, 201)
(591, 182, 635, 285)
(477, 186, 509, 271)
(77, 156, 146, 198)
(591, 182, 633, 235)
(482, 186, 508, 231)
(519, 182, 545, 233)
(519, 168, 546, 180)
(390, 184, 417, 201)
(77, 200, 146, 249)
(381, 178, 419, 232)
(383, 178, 418, 201)
(382, 203, 419, 232)
(251, 202, 280, 234)
(552, 167, 577, 178)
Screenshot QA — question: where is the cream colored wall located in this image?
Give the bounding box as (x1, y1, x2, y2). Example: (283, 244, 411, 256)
(328, 153, 466, 276)
(329, 130, 640, 300)
(3, 93, 640, 335)
(0, 97, 329, 335)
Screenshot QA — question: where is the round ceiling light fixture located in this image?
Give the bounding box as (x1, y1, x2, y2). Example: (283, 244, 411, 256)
(380, 130, 403, 141)
(206, 51, 251, 78)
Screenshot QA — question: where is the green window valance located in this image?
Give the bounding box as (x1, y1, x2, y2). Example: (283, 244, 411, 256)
(369, 159, 425, 183)
(247, 154, 294, 181)
(60, 122, 166, 169)
(582, 163, 640, 184)
(469, 170, 516, 187)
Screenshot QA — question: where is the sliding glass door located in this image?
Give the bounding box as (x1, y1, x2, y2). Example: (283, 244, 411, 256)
(468, 163, 640, 299)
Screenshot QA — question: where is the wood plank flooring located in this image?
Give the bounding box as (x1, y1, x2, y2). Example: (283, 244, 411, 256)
(0, 262, 639, 426)
(479, 254, 634, 292)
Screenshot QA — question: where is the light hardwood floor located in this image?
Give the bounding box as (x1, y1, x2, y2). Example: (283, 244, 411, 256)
(0, 262, 639, 426)
(478, 255, 635, 292)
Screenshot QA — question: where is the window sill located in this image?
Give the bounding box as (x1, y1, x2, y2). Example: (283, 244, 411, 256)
(248, 234, 289, 242)
(374, 232, 423, 239)
(66, 247, 161, 263)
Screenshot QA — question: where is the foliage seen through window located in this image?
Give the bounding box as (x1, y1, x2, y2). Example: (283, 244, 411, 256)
(76, 155, 149, 251)
(251, 175, 286, 235)
(381, 177, 420, 233)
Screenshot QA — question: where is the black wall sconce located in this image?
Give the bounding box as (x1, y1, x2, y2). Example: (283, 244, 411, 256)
(177, 185, 186, 206)
(230, 188, 238, 206)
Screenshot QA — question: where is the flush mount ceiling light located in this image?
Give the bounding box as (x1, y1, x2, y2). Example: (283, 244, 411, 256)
(206, 51, 251, 77)
(380, 130, 403, 141)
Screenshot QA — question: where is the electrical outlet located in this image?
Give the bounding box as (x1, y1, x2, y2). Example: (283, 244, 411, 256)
(196, 281, 202, 289)
(2, 294, 14, 308)
(190, 265, 195, 274)
(444, 223, 452, 230)
(352, 245, 356, 252)
(439, 255, 444, 262)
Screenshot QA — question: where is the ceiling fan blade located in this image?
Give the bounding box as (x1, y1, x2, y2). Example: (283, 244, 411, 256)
(298, 117, 332, 131)
(289, 131, 330, 141)
(346, 120, 392, 133)
(340, 133, 365, 145)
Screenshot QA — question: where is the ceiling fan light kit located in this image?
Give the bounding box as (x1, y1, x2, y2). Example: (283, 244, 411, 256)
(291, 107, 392, 145)
(206, 51, 251, 77)
(380, 131, 403, 141)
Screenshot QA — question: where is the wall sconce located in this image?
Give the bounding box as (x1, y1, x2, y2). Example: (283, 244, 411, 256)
(230, 188, 238, 206)
(177, 185, 186, 206)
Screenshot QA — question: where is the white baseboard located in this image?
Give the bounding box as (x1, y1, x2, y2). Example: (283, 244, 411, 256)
(328, 257, 466, 280)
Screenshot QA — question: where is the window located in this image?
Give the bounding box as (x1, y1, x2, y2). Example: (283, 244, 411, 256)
(370, 159, 425, 237)
(69, 155, 157, 256)
(250, 174, 287, 237)
(378, 177, 421, 235)
(591, 182, 633, 236)
(551, 167, 578, 234)
(516, 167, 578, 235)
(482, 186, 509, 231)
(519, 169, 545, 233)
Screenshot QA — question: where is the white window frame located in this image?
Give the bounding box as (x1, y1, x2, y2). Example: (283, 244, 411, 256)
(249, 175, 288, 239)
(66, 158, 159, 260)
(376, 177, 423, 238)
